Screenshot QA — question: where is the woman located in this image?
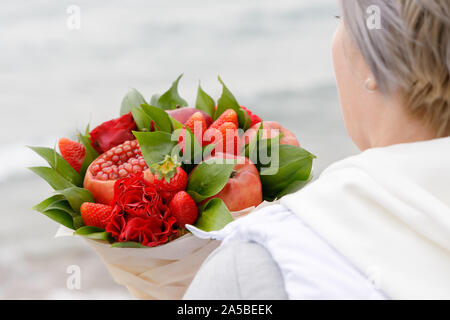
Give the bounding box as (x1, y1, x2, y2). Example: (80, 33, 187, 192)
(184, 0, 450, 300)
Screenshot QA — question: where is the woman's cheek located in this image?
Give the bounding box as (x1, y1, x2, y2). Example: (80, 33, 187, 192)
(332, 23, 369, 150)
(332, 25, 353, 132)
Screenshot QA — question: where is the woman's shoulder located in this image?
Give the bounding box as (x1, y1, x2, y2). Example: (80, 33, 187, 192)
(184, 239, 288, 300)
(187, 204, 386, 300)
(184, 205, 290, 300)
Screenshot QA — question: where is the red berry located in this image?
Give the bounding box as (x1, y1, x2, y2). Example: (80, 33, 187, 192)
(168, 191, 198, 228)
(185, 112, 207, 140)
(152, 156, 188, 200)
(211, 109, 238, 130)
(179, 112, 208, 150)
(216, 122, 238, 139)
(80, 202, 113, 229)
(155, 166, 187, 193)
(58, 138, 86, 173)
(204, 121, 240, 155)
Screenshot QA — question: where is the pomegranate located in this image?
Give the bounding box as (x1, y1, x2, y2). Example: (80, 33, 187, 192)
(241, 121, 300, 147)
(202, 153, 262, 212)
(84, 140, 154, 205)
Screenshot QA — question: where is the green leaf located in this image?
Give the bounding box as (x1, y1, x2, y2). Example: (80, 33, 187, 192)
(29, 167, 74, 190)
(111, 242, 145, 248)
(244, 121, 263, 161)
(195, 83, 215, 117)
(244, 122, 283, 171)
(186, 158, 235, 203)
(45, 199, 77, 217)
(131, 106, 153, 131)
(83, 232, 111, 241)
(169, 115, 184, 131)
(150, 94, 161, 106)
(74, 226, 105, 234)
(134, 131, 177, 167)
(120, 88, 147, 115)
(141, 104, 173, 133)
(202, 143, 216, 159)
(73, 216, 85, 229)
(56, 187, 95, 213)
(260, 145, 315, 201)
(216, 76, 251, 130)
(33, 195, 65, 212)
(172, 127, 202, 165)
(33, 195, 75, 229)
(75, 226, 112, 242)
(77, 129, 99, 176)
(194, 198, 234, 232)
(275, 176, 313, 199)
(28, 146, 83, 187)
(41, 209, 75, 229)
(156, 74, 188, 110)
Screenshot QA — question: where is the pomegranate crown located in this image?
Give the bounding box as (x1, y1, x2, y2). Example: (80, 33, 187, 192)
(151, 155, 181, 182)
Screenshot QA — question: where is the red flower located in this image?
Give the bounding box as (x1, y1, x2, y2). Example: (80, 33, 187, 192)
(241, 106, 262, 127)
(119, 216, 177, 247)
(105, 208, 126, 239)
(105, 172, 178, 247)
(90, 112, 137, 154)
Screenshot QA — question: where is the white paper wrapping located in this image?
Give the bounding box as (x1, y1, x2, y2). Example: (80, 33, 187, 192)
(56, 206, 259, 300)
(84, 234, 219, 299)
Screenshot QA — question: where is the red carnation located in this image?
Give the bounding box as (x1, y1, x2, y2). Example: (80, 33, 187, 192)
(105, 208, 126, 239)
(119, 216, 177, 247)
(105, 172, 178, 247)
(90, 112, 137, 154)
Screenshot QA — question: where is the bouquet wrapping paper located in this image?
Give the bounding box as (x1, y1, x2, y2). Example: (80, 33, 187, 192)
(57, 208, 255, 299)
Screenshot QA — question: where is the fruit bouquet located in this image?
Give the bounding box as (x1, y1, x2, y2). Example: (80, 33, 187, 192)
(30, 75, 315, 299)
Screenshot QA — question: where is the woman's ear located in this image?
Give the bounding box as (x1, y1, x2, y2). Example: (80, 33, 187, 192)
(364, 78, 378, 92)
(333, 22, 384, 150)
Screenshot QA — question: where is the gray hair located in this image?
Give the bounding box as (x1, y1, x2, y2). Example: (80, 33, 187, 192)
(341, 0, 450, 136)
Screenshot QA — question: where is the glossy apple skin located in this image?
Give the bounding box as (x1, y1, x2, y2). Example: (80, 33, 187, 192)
(166, 108, 212, 127)
(84, 166, 154, 205)
(241, 121, 300, 147)
(202, 153, 262, 212)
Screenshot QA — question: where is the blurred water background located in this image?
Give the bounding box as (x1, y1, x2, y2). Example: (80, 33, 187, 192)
(0, 0, 358, 299)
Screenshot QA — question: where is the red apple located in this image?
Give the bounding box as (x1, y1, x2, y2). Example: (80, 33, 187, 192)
(202, 153, 263, 212)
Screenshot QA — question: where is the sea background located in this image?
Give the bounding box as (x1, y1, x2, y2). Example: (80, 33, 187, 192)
(0, 0, 359, 299)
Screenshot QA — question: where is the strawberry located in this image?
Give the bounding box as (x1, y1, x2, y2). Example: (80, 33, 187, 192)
(80, 202, 113, 229)
(168, 191, 198, 228)
(204, 121, 240, 155)
(152, 155, 188, 201)
(181, 111, 207, 147)
(185, 112, 207, 140)
(216, 121, 238, 138)
(241, 106, 262, 127)
(211, 109, 238, 130)
(58, 138, 86, 173)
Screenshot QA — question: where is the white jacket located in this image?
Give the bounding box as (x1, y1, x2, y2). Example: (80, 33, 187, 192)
(189, 137, 450, 299)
